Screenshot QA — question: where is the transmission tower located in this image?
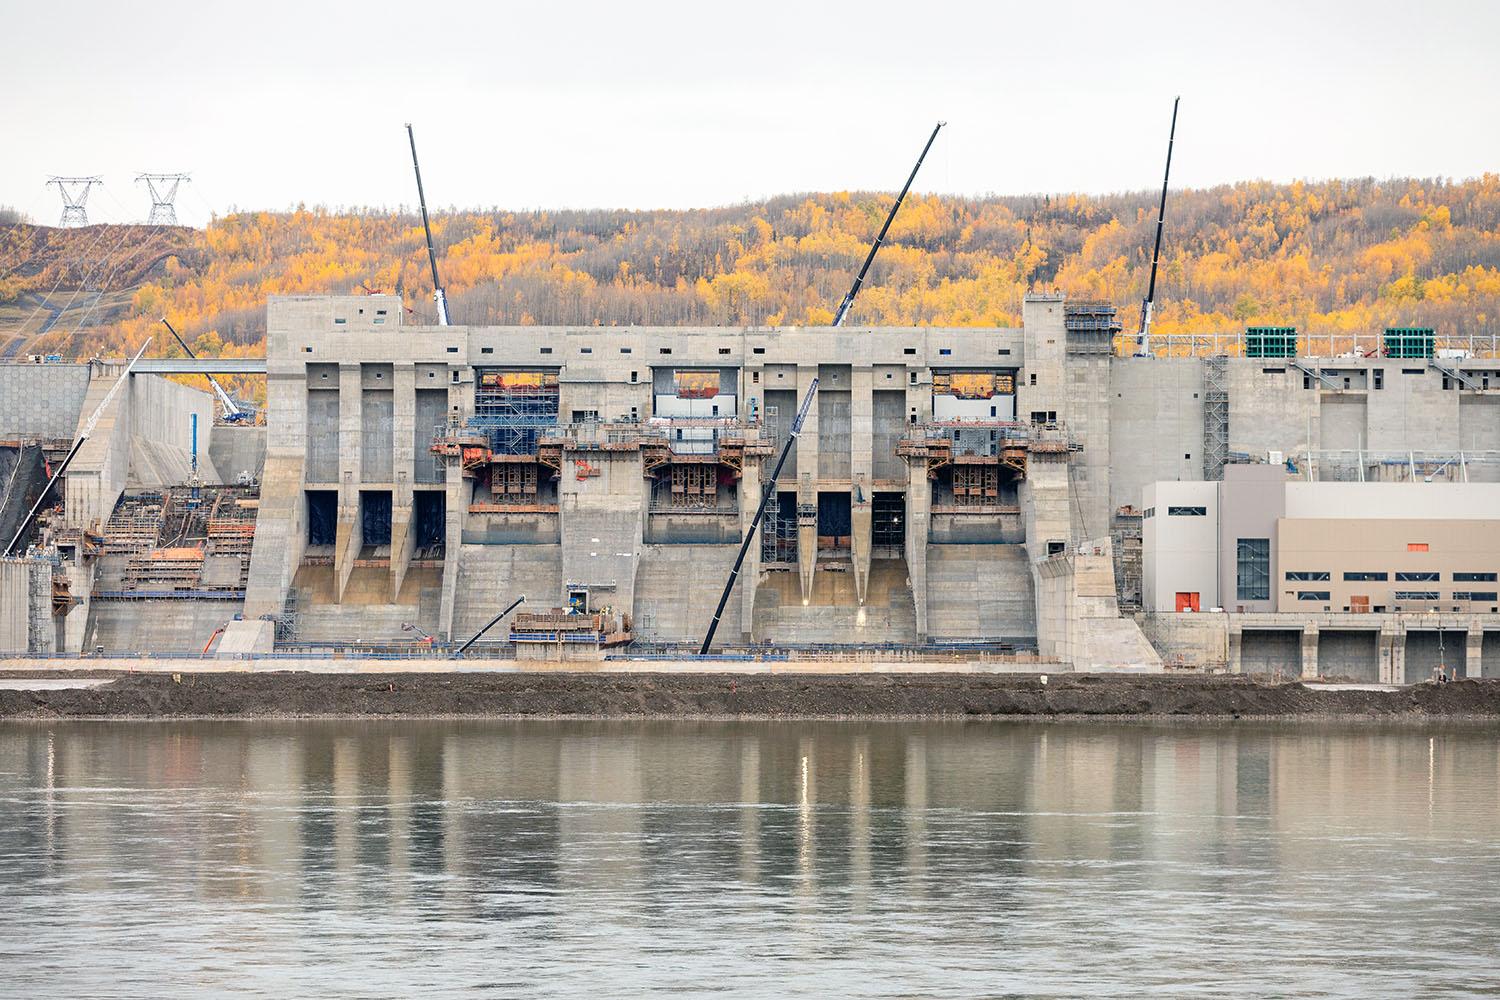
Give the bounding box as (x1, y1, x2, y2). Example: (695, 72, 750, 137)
(136, 173, 191, 226)
(47, 176, 103, 227)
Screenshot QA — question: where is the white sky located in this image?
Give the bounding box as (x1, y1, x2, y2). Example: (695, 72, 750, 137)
(3, 0, 1497, 227)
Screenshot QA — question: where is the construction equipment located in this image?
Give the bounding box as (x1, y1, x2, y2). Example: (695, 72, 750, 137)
(405, 123, 450, 326)
(831, 122, 945, 328)
(1136, 97, 1180, 357)
(453, 595, 525, 657)
(699, 377, 818, 654)
(5, 339, 151, 556)
(160, 318, 246, 422)
(401, 622, 436, 646)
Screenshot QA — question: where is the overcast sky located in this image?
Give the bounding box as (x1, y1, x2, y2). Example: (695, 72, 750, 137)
(4, 0, 1497, 227)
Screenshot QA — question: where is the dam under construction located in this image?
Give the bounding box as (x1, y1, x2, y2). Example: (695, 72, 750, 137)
(2, 293, 1498, 679)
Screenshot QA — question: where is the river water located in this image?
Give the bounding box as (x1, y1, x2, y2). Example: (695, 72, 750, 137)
(1, 720, 1497, 998)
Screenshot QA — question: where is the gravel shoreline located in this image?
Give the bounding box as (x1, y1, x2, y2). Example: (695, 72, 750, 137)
(1, 671, 1498, 720)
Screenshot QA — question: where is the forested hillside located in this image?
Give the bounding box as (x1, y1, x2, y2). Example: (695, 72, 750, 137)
(3, 176, 1498, 367)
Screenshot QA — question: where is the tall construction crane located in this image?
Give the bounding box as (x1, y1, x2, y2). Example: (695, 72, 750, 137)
(160, 318, 246, 422)
(831, 121, 945, 327)
(700, 377, 817, 655)
(5, 340, 151, 556)
(1136, 97, 1180, 357)
(405, 123, 450, 326)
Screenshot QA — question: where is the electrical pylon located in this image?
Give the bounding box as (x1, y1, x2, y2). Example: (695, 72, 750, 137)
(136, 173, 191, 226)
(48, 176, 103, 227)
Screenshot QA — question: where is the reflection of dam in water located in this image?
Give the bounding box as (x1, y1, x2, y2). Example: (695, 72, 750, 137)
(2, 720, 1499, 994)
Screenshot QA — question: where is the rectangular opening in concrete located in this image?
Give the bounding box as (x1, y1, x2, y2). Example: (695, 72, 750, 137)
(305, 391, 340, 484)
(361, 387, 394, 482)
(873, 390, 906, 480)
(1317, 630, 1380, 683)
(1239, 629, 1302, 677)
(763, 389, 797, 479)
(414, 491, 445, 556)
(360, 490, 392, 550)
(1485, 632, 1500, 679)
(817, 491, 852, 559)
(414, 388, 447, 484)
(1404, 630, 1467, 683)
(872, 492, 905, 555)
(305, 490, 337, 547)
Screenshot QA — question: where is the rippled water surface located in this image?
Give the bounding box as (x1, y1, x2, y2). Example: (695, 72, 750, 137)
(2, 720, 1499, 998)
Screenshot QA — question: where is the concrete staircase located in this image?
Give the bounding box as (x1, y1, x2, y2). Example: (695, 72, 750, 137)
(926, 544, 1035, 641)
(452, 543, 562, 637)
(753, 560, 917, 645)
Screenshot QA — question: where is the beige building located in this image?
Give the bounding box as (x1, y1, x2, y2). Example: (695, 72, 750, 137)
(1276, 518, 1499, 614)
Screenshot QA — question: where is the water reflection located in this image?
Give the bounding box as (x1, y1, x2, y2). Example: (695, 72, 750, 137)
(1, 720, 1498, 997)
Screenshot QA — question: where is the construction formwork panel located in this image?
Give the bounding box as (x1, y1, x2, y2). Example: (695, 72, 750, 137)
(1384, 327, 1435, 359)
(1245, 327, 1298, 358)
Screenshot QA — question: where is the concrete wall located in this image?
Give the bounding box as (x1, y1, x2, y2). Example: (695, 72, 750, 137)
(1239, 629, 1302, 676)
(86, 599, 242, 654)
(0, 364, 90, 439)
(1318, 629, 1380, 682)
(207, 425, 266, 485)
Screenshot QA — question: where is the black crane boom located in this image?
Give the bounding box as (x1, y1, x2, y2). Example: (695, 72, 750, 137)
(1137, 97, 1180, 356)
(699, 378, 818, 655)
(405, 123, 450, 326)
(454, 595, 526, 657)
(831, 121, 945, 328)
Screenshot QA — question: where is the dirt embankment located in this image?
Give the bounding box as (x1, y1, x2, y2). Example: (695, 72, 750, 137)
(2, 672, 1499, 720)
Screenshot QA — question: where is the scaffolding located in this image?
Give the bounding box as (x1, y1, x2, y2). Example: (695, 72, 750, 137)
(471, 372, 560, 455)
(1064, 301, 1121, 356)
(759, 491, 798, 564)
(1202, 356, 1228, 480)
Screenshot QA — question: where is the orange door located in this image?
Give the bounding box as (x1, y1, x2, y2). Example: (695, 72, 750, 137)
(1175, 592, 1200, 612)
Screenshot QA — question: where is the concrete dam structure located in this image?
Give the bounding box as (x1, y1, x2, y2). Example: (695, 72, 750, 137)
(2, 290, 1498, 676)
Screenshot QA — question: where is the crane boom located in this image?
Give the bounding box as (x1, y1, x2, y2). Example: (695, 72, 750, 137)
(699, 378, 818, 655)
(5, 340, 151, 556)
(161, 318, 241, 419)
(831, 121, 945, 327)
(454, 595, 526, 657)
(405, 123, 450, 326)
(1137, 97, 1180, 357)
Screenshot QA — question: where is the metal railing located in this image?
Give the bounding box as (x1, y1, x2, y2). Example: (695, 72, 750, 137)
(1139, 332, 1500, 359)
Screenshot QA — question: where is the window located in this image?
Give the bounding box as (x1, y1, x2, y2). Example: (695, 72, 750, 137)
(1167, 506, 1207, 516)
(579, 347, 592, 354)
(1296, 591, 1331, 602)
(1029, 373, 1038, 386)
(571, 409, 600, 423)
(939, 348, 952, 356)
(718, 348, 731, 355)
(373, 318, 386, 326)
(445, 345, 457, 353)
(1373, 369, 1384, 389)
(903, 347, 916, 356)
(1393, 591, 1439, 601)
(1262, 367, 1285, 374)
(540, 347, 553, 354)
(1401, 368, 1424, 375)
(481, 347, 494, 354)
(1142, 507, 1155, 518)
(1396, 571, 1438, 582)
(620, 347, 632, 354)
(997, 348, 1011, 356)
(629, 371, 638, 383)
(660, 348, 672, 355)
(909, 372, 918, 385)
(1454, 572, 1498, 582)
(752, 372, 760, 384)
(334, 317, 347, 325)
(1236, 538, 1270, 601)
(1343, 571, 1387, 581)
(1455, 592, 1499, 602)
(1407, 543, 1429, 552)
(753, 347, 766, 355)
(1286, 571, 1330, 581)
